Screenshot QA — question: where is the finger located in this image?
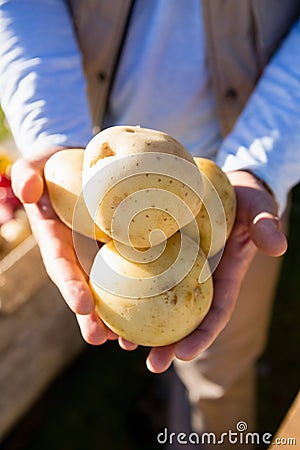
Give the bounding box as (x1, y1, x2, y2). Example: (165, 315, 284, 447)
(174, 273, 238, 361)
(146, 344, 176, 373)
(57, 272, 96, 315)
(76, 311, 110, 345)
(38, 233, 96, 315)
(45, 253, 95, 315)
(24, 203, 95, 315)
(175, 226, 256, 361)
(174, 300, 232, 361)
(245, 178, 288, 257)
(107, 329, 119, 340)
(227, 170, 288, 257)
(118, 337, 138, 351)
(11, 159, 44, 203)
(250, 212, 287, 256)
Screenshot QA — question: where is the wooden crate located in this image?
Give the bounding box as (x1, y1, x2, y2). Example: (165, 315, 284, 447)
(0, 235, 49, 314)
(0, 235, 85, 441)
(268, 390, 300, 448)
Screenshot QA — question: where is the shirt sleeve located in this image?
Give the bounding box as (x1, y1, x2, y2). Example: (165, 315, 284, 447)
(216, 19, 300, 216)
(0, 0, 93, 156)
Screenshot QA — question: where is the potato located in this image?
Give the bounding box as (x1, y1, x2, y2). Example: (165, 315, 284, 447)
(44, 149, 110, 243)
(182, 158, 236, 257)
(43, 130, 229, 348)
(82, 126, 204, 248)
(89, 231, 213, 347)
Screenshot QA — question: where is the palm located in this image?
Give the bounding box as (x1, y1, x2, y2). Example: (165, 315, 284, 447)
(146, 171, 287, 373)
(13, 158, 287, 372)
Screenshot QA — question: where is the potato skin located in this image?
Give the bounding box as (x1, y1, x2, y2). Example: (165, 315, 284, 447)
(82, 126, 204, 248)
(89, 232, 213, 347)
(43, 133, 225, 347)
(183, 158, 236, 257)
(44, 149, 110, 243)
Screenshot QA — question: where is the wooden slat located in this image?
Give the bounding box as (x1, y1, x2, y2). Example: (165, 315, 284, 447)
(0, 281, 85, 441)
(0, 234, 86, 441)
(268, 390, 300, 448)
(0, 235, 49, 314)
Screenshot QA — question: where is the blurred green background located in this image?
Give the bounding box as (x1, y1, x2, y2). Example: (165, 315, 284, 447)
(0, 116, 299, 450)
(0, 108, 9, 141)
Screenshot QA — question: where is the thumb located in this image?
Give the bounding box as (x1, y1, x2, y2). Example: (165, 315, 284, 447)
(249, 201, 288, 258)
(11, 159, 44, 204)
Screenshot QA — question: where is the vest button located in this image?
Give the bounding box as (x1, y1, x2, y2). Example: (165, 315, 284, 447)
(225, 88, 238, 100)
(98, 71, 107, 82)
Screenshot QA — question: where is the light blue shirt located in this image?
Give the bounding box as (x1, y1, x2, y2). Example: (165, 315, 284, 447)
(104, 0, 222, 159)
(0, 0, 93, 153)
(0, 0, 300, 215)
(216, 20, 300, 215)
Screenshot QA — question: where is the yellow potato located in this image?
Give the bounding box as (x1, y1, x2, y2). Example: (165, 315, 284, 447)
(183, 158, 236, 257)
(43, 131, 226, 348)
(89, 231, 213, 347)
(44, 149, 110, 243)
(82, 126, 204, 248)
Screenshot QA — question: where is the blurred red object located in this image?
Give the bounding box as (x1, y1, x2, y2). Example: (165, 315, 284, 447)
(0, 172, 22, 225)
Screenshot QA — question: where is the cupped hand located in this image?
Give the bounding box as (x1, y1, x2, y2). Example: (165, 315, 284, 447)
(11, 153, 118, 345)
(11, 159, 288, 372)
(146, 170, 288, 373)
